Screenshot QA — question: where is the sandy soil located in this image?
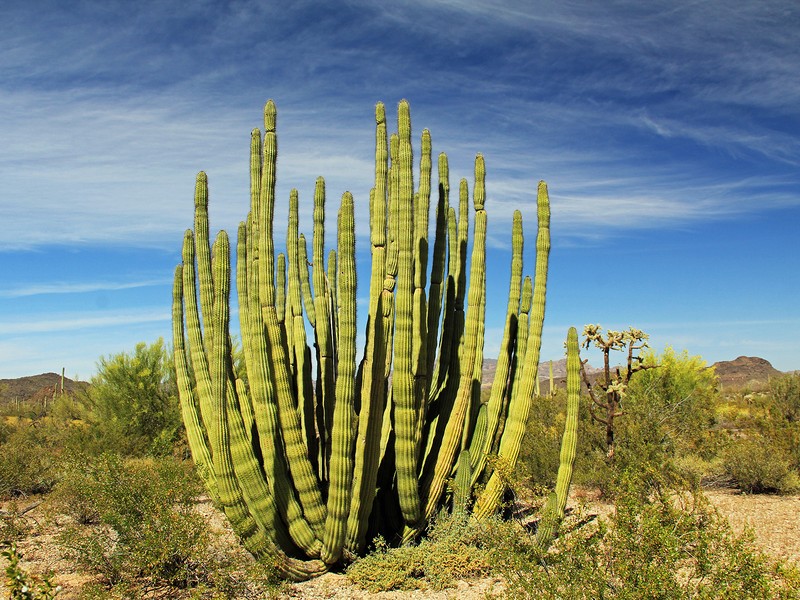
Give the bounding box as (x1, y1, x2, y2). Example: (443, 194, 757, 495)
(2, 488, 798, 599)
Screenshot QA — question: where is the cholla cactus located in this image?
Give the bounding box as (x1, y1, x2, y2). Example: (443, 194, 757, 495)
(581, 325, 650, 459)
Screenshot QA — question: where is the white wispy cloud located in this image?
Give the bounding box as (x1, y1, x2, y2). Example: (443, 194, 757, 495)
(0, 278, 172, 298)
(0, 309, 170, 335)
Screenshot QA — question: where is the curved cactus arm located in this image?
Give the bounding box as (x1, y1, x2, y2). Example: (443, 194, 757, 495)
(473, 181, 550, 519)
(471, 210, 523, 483)
(205, 231, 277, 557)
(181, 230, 217, 452)
(535, 326, 580, 550)
(255, 101, 327, 538)
(298, 234, 317, 328)
(235, 224, 256, 440)
(172, 265, 218, 501)
(322, 192, 358, 564)
(423, 202, 459, 456)
(240, 215, 324, 555)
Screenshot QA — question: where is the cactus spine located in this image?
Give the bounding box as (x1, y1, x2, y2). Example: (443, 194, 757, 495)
(173, 100, 572, 575)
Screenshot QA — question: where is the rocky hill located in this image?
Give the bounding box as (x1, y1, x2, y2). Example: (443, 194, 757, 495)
(710, 356, 783, 389)
(0, 372, 89, 407)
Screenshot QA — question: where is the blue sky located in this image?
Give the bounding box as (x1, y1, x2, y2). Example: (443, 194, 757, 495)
(1, 0, 799, 379)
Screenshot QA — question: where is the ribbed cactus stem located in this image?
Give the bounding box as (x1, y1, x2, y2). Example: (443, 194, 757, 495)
(393, 99, 422, 526)
(298, 234, 316, 328)
(411, 128, 432, 458)
(473, 181, 550, 519)
(172, 265, 217, 501)
(311, 177, 333, 481)
(453, 449, 472, 516)
(536, 326, 580, 549)
(180, 230, 216, 451)
(276, 253, 287, 325)
(287, 190, 316, 463)
(346, 104, 391, 553)
(241, 216, 323, 556)
(425, 153, 449, 388)
(194, 172, 214, 353)
(492, 275, 533, 454)
(253, 107, 327, 538)
(322, 192, 357, 564)
(327, 249, 338, 367)
(472, 210, 523, 484)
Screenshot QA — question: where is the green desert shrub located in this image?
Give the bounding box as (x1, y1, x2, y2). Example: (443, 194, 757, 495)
(493, 470, 799, 599)
(346, 512, 493, 592)
(577, 348, 721, 495)
(722, 436, 800, 494)
(54, 453, 209, 591)
(0, 422, 60, 498)
(2, 543, 61, 600)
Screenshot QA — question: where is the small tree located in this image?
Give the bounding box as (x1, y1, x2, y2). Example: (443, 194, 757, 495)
(80, 339, 182, 456)
(581, 325, 652, 459)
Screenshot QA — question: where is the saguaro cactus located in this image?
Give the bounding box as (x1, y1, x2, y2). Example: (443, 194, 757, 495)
(173, 99, 573, 577)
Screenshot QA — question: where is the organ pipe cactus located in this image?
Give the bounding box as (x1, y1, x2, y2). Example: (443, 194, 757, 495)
(172, 99, 574, 577)
(535, 326, 581, 549)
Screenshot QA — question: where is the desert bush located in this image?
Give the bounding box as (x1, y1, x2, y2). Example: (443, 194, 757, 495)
(346, 512, 493, 592)
(0, 422, 61, 499)
(493, 470, 800, 599)
(75, 339, 182, 457)
(769, 372, 800, 423)
(762, 373, 800, 470)
(722, 436, 800, 494)
(54, 454, 210, 592)
(2, 543, 61, 599)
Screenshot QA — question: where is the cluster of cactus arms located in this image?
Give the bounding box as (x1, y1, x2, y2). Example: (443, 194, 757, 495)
(172, 99, 578, 578)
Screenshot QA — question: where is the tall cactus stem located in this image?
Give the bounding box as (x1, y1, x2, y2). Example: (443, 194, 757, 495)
(322, 192, 357, 564)
(392, 100, 422, 525)
(471, 210, 523, 484)
(535, 326, 580, 549)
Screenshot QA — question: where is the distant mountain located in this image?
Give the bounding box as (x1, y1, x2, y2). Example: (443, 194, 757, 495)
(0, 355, 784, 407)
(710, 356, 783, 389)
(0, 372, 89, 407)
(480, 357, 600, 392)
